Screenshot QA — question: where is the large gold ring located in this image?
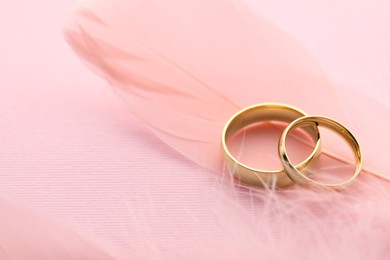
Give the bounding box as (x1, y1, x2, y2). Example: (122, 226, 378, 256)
(221, 103, 321, 188)
(278, 116, 363, 190)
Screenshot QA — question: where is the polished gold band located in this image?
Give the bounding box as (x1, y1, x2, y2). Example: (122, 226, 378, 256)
(278, 116, 363, 190)
(221, 103, 321, 188)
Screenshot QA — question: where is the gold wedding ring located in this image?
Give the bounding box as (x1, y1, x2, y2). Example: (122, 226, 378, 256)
(278, 116, 363, 190)
(222, 103, 321, 188)
(222, 103, 363, 190)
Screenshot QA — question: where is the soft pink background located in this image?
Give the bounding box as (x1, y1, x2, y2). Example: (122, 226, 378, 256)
(1, 0, 389, 258)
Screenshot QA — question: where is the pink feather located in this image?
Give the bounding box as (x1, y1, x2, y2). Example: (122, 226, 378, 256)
(63, 0, 390, 258)
(64, 0, 390, 185)
(64, 0, 349, 172)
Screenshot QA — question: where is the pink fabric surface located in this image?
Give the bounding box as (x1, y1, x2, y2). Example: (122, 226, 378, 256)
(1, 1, 237, 257)
(1, 0, 390, 259)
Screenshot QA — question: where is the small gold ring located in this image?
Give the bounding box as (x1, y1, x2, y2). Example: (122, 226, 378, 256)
(222, 103, 321, 188)
(278, 116, 363, 190)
